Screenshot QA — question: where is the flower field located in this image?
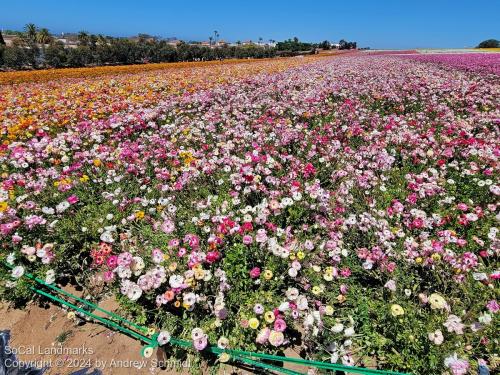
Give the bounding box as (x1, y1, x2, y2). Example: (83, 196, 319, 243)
(0, 53, 499, 374)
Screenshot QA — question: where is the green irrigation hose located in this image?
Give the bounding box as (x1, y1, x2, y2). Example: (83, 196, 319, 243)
(1, 262, 409, 375)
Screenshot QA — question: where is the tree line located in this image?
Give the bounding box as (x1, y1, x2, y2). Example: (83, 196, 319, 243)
(0, 24, 357, 70)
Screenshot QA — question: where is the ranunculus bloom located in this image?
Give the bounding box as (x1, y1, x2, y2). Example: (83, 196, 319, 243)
(249, 267, 261, 278)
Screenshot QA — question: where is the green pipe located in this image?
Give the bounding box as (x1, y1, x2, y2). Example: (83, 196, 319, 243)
(2, 262, 146, 333)
(29, 285, 156, 346)
(2, 261, 408, 375)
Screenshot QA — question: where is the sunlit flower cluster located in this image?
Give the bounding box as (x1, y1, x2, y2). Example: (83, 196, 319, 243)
(1, 53, 498, 374)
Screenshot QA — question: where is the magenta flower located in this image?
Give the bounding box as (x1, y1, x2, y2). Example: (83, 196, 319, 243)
(249, 267, 261, 279)
(67, 195, 79, 204)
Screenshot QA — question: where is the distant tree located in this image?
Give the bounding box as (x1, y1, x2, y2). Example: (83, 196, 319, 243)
(319, 40, 331, 50)
(338, 39, 357, 50)
(0, 45, 4, 66)
(44, 41, 67, 67)
(0, 30, 5, 45)
(476, 39, 499, 48)
(3, 45, 27, 69)
(209, 36, 213, 46)
(24, 23, 37, 43)
(77, 31, 90, 46)
(37, 28, 53, 45)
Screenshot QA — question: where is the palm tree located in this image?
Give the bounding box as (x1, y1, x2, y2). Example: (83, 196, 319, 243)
(213, 30, 219, 45)
(37, 28, 53, 45)
(258, 37, 263, 45)
(209, 36, 213, 46)
(24, 23, 37, 43)
(96, 34, 108, 46)
(77, 31, 90, 46)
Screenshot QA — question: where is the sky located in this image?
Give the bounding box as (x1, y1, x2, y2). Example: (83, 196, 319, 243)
(1, 0, 499, 49)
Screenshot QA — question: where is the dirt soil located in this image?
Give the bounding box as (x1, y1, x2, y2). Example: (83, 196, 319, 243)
(0, 300, 308, 375)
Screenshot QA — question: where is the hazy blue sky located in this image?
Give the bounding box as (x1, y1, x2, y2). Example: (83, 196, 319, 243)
(1, 0, 498, 49)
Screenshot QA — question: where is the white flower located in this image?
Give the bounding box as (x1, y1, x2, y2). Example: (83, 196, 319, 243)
(285, 287, 299, 301)
(157, 331, 171, 345)
(344, 326, 355, 337)
(296, 295, 308, 310)
(42, 207, 55, 215)
(45, 270, 56, 284)
(183, 292, 197, 306)
(11, 266, 25, 279)
(331, 323, 344, 333)
(6, 253, 15, 265)
(126, 284, 142, 301)
(100, 231, 115, 243)
(56, 201, 70, 213)
(478, 313, 492, 325)
(169, 275, 184, 288)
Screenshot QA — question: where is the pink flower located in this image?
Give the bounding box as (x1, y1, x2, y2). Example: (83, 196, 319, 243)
(206, 251, 220, 263)
(103, 270, 115, 282)
(486, 300, 499, 313)
(443, 315, 464, 335)
(303, 163, 316, 178)
(106, 255, 118, 269)
(242, 235, 253, 245)
(340, 267, 351, 277)
(444, 353, 469, 375)
(161, 219, 175, 234)
(274, 318, 287, 332)
(117, 252, 133, 267)
(249, 267, 261, 279)
(193, 335, 208, 351)
(67, 195, 79, 204)
(256, 327, 270, 344)
(384, 279, 397, 292)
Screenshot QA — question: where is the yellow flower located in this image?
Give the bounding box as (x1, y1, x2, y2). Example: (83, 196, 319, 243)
(312, 286, 322, 295)
(194, 268, 205, 280)
(390, 304, 405, 317)
(429, 293, 446, 310)
(324, 305, 334, 316)
(168, 262, 177, 271)
(219, 353, 231, 363)
(263, 270, 273, 280)
(337, 294, 346, 303)
(79, 174, 89, 183)
(415, 257, 423, 264)
(289, 253, 296, 261)
(296, 251, 305, 260)
(147, 327, 156, 336)
(135, 211, 145, 219)
(0, 202, 8, 212)
(67, 311, 76, 320)
(248, 318, 260, 329)
(431, 253, 441, 262)
(264, 311, 275, 323)
(93, 159, 102, 167)
(323, 267, 334, 281)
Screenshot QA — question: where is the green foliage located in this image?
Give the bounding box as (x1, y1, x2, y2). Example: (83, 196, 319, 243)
(476, 39, 499, 48)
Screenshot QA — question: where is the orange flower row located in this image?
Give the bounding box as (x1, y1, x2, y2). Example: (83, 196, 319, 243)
(0, 55, 329, 142)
